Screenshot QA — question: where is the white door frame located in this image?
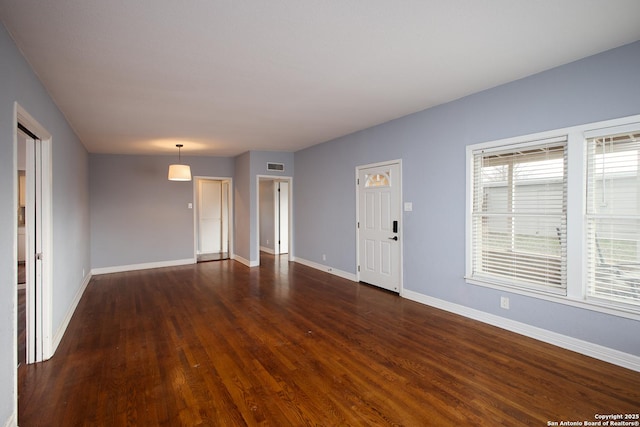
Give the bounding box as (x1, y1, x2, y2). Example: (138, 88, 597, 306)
(192, 176, 234, 260)
(14, 103, 54, 364)
(355, 159, 403, 294)
(274, 180, 289, 255)
(256, 175, 293, 266)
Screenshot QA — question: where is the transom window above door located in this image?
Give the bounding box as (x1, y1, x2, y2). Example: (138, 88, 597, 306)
(365, 172, 390, 187)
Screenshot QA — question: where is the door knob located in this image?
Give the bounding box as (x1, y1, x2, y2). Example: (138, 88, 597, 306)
(388, 236, 398, 241)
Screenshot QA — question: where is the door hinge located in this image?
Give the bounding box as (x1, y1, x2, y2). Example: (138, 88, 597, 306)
(357, 265, 360, 272)
(357, 178, 359, 185)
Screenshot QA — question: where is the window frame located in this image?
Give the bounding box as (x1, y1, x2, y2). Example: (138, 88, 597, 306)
(465, 114, 640, 321)
(469, 136, 568, 295)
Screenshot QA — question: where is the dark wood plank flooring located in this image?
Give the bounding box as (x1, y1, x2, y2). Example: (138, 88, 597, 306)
(18, 253, 640, 426)
(17, 287, 25, 366)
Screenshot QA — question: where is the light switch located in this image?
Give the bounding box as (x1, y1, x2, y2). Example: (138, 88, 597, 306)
(404, 202, 413, 212)
(188, 203, 193, 209)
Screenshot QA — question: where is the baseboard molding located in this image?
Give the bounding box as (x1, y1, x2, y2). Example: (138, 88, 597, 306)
(91, 258, 196, 275)
(293, 257, 357, 282)
(51, 272, 92, 357)
(232, 254, 259, 267)
(259, 246, 275, 255)
(3, 412, 16, 427)
(403, 289, 640, 373)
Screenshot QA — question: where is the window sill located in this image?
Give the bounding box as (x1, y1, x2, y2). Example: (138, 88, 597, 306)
(465, 277, 640, 322)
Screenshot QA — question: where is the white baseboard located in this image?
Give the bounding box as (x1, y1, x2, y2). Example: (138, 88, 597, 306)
(403, 289, 640, 373)
(293, 257, 357, 282)
(260, 246, 275, 255)
(3, 412, 16, 427)
(91, 258, 195, 275)
(51, 272, 92, 357)
(232, 254, 259, 267)
(2, 412, 16, 427)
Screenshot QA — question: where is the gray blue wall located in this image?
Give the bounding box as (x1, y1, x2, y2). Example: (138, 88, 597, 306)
(0, 24, 90, 425)
(89, 154, 234, 269)
(294, 40, 640, 356)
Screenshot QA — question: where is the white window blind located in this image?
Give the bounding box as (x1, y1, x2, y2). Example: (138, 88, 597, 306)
(471, 138, 567, 293)
(586, 131, 640, 307)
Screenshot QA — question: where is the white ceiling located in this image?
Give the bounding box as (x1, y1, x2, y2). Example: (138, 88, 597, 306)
(1, 1, 640, 157)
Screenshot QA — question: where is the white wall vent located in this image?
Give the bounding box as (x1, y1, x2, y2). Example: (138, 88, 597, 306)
(267, 162, 285, 172)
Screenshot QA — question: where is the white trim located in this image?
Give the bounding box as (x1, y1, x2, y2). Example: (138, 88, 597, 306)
(465, 113, 640, 319)
(233, 254, 259, 267)
(466, 278, 640, 321)
(473, 135, 568, 155)
(15, 103, 54, 363)
(260, 246, 276, 255)
(192, 176, 234, 262)
(51, 272, 92, 354)
(293, 257, 358, 282)
(3, 412, 17, 427)
(91, 258, 195, 275)
(583, 120, 640, 139)
(256, 175, 294, 267)
(403, 289, 640, 372)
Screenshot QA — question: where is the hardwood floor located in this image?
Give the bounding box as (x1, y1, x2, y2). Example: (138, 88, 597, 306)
(17, 287, 25, 366)
(18, 254, 640, 426)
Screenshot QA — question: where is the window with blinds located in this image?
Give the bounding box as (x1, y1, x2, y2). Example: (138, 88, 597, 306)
(470, 138, 567, 293)
(586, 131, 640, 308)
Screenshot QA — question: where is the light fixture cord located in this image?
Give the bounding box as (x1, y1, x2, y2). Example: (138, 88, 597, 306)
(176, 143, 184, 164)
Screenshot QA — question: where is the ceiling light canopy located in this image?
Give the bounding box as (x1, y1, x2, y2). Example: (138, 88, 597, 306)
(168, 144, 191, 181)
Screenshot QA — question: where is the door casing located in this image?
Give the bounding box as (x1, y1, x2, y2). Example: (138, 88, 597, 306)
(256, 175, 293, 265)
(193, 176, 233, 260)
(15, 103, 53, 365)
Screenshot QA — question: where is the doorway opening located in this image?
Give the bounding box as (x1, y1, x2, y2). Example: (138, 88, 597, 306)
(16, 127, 27, 367)
(258, 177, 292, 262)
(194, 177, 232, 262)
(15, 104, 53, 366)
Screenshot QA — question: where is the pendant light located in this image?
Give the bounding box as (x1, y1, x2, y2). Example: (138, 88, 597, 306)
(168, 144, 191, 181)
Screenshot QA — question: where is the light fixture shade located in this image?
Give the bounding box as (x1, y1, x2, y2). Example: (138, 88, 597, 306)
(168, 164, 192, 181)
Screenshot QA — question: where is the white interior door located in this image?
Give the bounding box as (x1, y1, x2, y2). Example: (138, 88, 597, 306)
(25, 131, 44, 363)
(16, 108, 53, 369)
(198, 180, 222, 254)
(357, 162, 401, 292)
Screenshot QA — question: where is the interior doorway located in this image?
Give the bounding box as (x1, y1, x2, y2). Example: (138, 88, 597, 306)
(16, 128, 27, 366)
(195, 177, 232, 262)
(258, 176, 292, 260)
(15, 104, 53, 365)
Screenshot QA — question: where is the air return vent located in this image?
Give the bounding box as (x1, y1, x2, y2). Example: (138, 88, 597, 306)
(267, 162, 284, 172)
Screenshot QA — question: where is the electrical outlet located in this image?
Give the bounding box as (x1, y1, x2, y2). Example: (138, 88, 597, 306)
(322, 254, 326, 261)
(500, 296, 510, 310)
